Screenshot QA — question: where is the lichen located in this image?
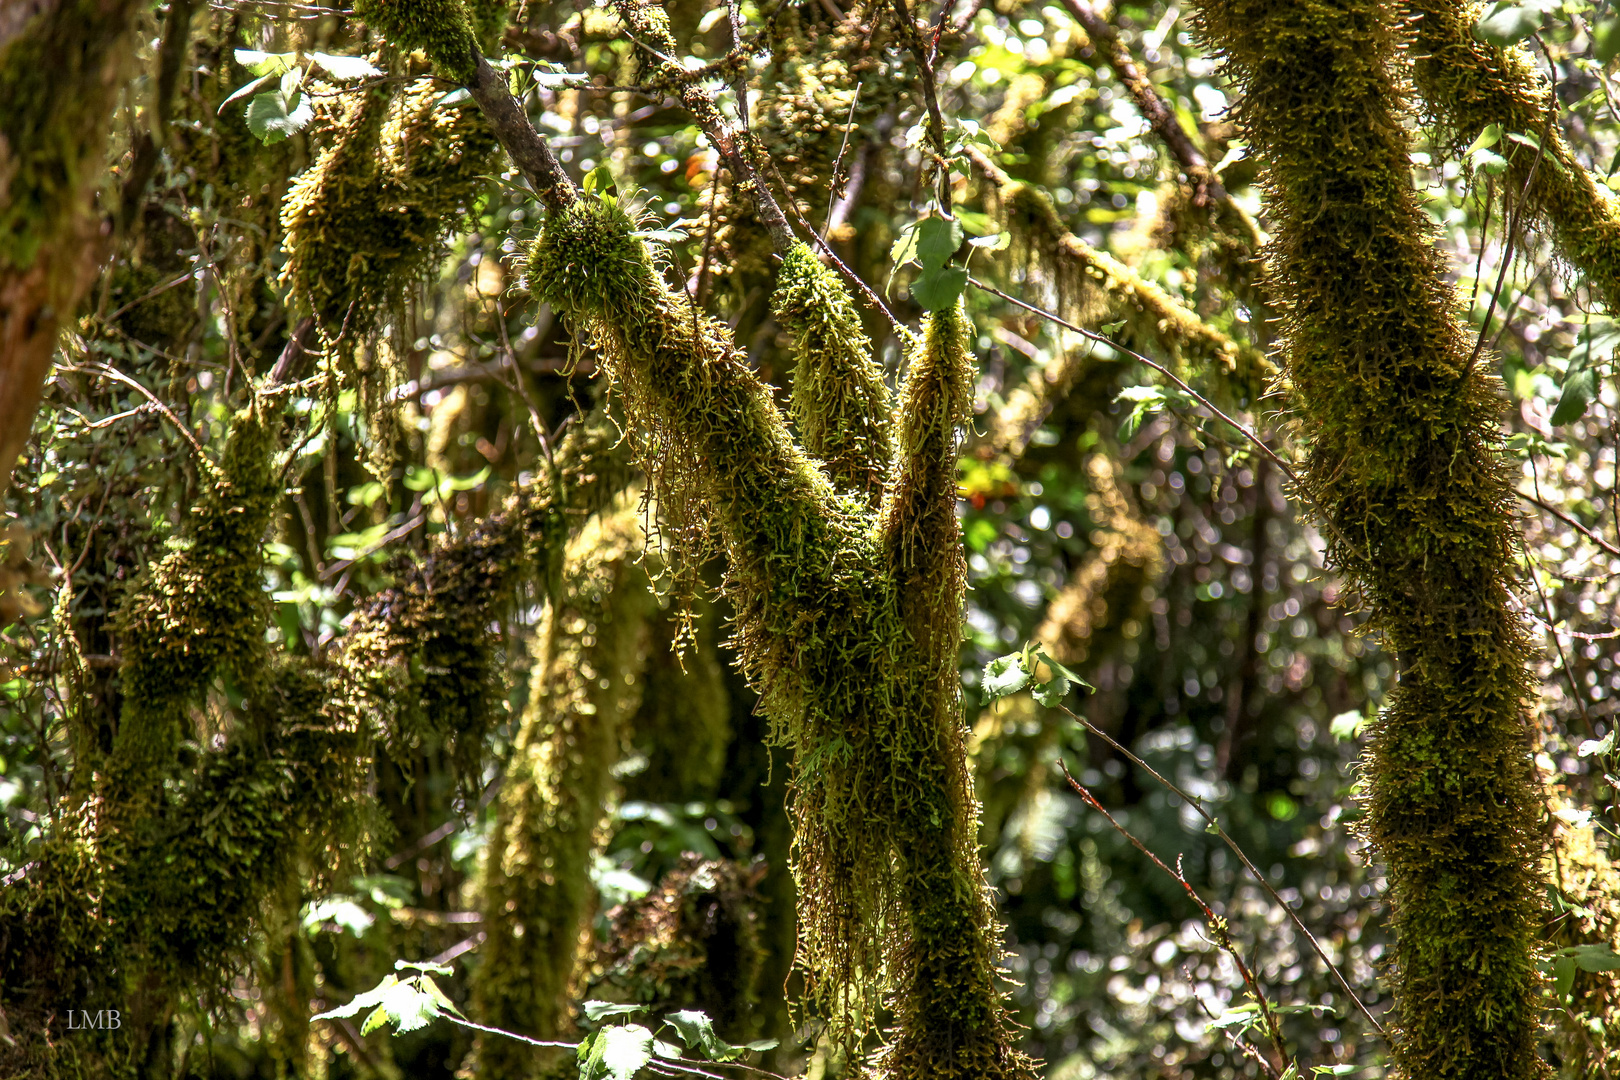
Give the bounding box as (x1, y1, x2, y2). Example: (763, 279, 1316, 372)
(1192, 1, 1547, 1076)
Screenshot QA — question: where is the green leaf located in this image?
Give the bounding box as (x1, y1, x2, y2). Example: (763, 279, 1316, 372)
(1032, 675, 1070, 707)
(245, 87, 313, 145)
(313, 974, 399, 1022)
(1207, 1002, 1261, 1031)
(583, 1001, 646, 1023)
(982, 653, 1031, 701)
(394, 959, 453, 975)
(1570, 943, 1620, 972)
(1329, 710, 1367, 742)
(1312, 1066, 1355, 1077)
(1596, 17, 1620, 64)
(915, 216, 964, 269)
(218, 71, 276, 115)
(1555, 954, 1578, 999)
(234, 48, 297, 76)
(742, 1039, 780, 1052)
(581, 1025, 654, 1080)
(1033, 648, 1093, 691)
(1579, 729, 1616, 758)
(968, 231, 1012, 251)
(889, 221, 921, 269)
(310, 51, 382, 79)
(662, 1010, 738, 1061)
(1551, 357, 1597, 426)
(1474, 3, 1543, 47)
(1464, 123, 1501, 156)
(582, 164, 616, 196)
(910, 265, 968, 311)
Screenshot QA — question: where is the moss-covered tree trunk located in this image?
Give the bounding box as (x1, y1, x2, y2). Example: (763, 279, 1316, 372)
(0, 0, 143, 497)
(1191, 1, 1547, 1077)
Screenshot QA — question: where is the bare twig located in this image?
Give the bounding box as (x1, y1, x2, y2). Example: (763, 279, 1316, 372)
(1059, 704, 1388, 1039)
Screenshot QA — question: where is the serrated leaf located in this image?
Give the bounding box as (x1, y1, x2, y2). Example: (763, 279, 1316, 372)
(890, 221, 921, 273)
(1474, 3, 1543, 47)
(583, 1000, 646, 1023)
(1033, 648, 1093, 691)
(416, 975, 465, 1018)
(968, 231, 1012, 250)
(582, 1024, 654, 1080)
(652, 1039, 683, 1059)
(313, 974, 399, 1021)
(394, 959, 454, 975)
(910, 265, 968, 311)
(218, 71, 276, 115)
(534, 70, 589, 86)
(915, 216, 965, 269)
(375, 977, 440, 1034)
(1032, 675, 1070, 707)
(982, 653, 1031, 701)
(310, 51, 382, 79)
(743, 1039, 780, 1052)
(1551, 358, 1597, 426)
(663, 1009, 739, 1061)
(245, 89, 313, 145)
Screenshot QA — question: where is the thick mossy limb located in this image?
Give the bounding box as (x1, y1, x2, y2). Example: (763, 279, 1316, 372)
(771, 243, 895, 502)
(1407, 0, 1620, 312)
(338, 407, 632, 777)
(871, 305, 1034, 1080)
(111, 407, 279, 794)
(528, 198, 1030, 1078)
(472, 504, 655, 1077)
(1192, 2, 1546, 1077)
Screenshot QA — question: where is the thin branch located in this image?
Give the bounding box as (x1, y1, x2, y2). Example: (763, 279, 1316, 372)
(1058, 705, 1388, 1040)
(1520, 491, 1620, 558)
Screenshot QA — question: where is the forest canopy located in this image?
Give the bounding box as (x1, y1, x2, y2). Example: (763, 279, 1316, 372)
(1, 0, 1619, 1078)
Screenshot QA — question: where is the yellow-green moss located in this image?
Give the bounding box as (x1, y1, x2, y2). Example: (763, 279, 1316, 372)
(1408, 0, 1620, 311)
(527, 197, 1033, 1078)
(353, 0, 480, 83)
(472, 503, 655, 1077)
(1193, 1, 1546, 1076)
(772, 242, 894, 501)
(111, 407, 279, 793)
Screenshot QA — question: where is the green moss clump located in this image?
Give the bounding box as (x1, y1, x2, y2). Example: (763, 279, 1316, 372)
(472, 504, 654, 1076)
(771, 243, 894, 502)
(353, 0, 480, 83)
(338, 406, 632, 783)
(1193, 1, 1546, 1076)
(1407, 0, 1620, 312)
(111, 407, 279, 793)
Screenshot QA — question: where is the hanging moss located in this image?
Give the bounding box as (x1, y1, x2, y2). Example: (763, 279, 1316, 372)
(338, 406, 633, 782)
(110, 406, 279, 795)
(772, 242, 895, 501)
(471, 502, 655, 1077)
(586, 856, 765, 1035)
(525, 194, 1032, 1077)
(1192, 1, 1546, 1077)
(623, 593, 732, 805)
(1407, 0, 1620, 311)
(971, 147, 1271, 391)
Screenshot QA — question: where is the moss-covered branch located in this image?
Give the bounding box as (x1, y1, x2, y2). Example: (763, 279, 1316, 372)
(1192, 1, 1546, 1075)
(472, 502, 654, 1076)
(338, 406, 633, 774)
(967, 144, 1270, 387)
(772, 243, 895, 501)
(1408, 0, 1620, 311)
